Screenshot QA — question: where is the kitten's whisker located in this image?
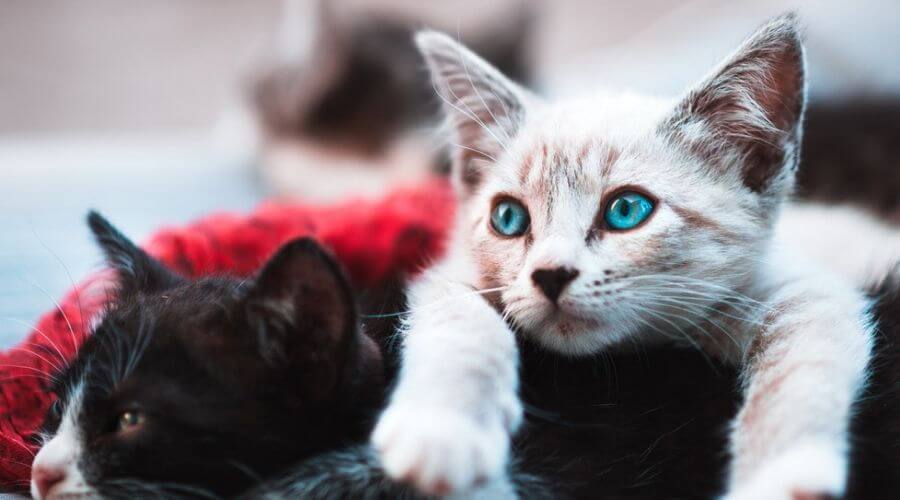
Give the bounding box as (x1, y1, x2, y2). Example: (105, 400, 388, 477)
(628, 288, 766, 318)
(362, 285, 509, 319)
(1, 317, 69, 365)
(33, 227, 89, 345)
(442, 74, 512, 155)
(156, 481, 222, 500)
(431, 78, 511, 159)
(20, 275, 81, 354)
(633, 291, 762, 328)
(228, 459, 264, 483)
(0, 364, 59, 384)
(7, 346, 64, 374)
(447, 141, 500, 163)
(454, 29, 513, 146)
(0, 456, 35, 468)
(630, 306, 720, 371)
(625, 310, 683, 344)
(0, 374, 59, 384)
(624, 272, 756, 289)
(631, 294, 743, 352)
(3, 435, 37, 458)
(624, 275, 767, 307)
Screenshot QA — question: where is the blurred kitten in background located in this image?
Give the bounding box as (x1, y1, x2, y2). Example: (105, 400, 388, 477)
(247, 0, 534, 200)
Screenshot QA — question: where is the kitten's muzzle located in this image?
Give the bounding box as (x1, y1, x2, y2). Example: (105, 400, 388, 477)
(32, 462, 67, 499)
(531, 267, 579, 303)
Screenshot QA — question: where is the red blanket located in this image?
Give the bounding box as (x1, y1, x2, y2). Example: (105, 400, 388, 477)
(0, 179, 454, 489)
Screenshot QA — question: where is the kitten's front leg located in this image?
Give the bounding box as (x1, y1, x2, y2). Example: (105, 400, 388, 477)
(372, 262, 521, 496)
(725, 272, 874, 500)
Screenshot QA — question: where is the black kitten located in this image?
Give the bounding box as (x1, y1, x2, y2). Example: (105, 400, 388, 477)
(30, 212, 385, 499)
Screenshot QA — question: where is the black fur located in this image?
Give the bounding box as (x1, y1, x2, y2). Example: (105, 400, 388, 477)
(39, 213, 386, 499)
(513, 343, 739, 499)
(844, 267, 900, 499)
(798, 98, 900, 222)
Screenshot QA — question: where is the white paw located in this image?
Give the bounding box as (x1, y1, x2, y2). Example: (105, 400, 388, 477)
(724, 442, 846, 500)
(372, 406, 510, 496)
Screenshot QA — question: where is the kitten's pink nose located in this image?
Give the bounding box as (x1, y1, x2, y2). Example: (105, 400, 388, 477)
(32, 463, 67, 498)
(532, 267, 579, 303)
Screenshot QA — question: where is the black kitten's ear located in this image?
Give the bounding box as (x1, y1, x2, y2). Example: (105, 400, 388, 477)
(664, 13, 806, 197)
(87, 211, 184, 296)
(244, 238, 358, 396)
(415, 30, 534, 197)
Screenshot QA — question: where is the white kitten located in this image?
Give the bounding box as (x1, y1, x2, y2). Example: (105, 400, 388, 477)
(373, 14, 875, 499)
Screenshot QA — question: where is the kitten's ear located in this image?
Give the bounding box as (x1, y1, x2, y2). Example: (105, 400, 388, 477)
(244, 238, 358, 397)
(415, 30, 531, 196)
(87, 211, 184, 296)
(664, 13, 806, 196)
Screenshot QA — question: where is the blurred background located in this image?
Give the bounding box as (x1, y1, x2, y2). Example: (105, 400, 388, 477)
(1, 0, 898, 346)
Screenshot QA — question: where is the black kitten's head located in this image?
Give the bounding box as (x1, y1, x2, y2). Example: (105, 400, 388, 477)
(30, 212, 383, 499)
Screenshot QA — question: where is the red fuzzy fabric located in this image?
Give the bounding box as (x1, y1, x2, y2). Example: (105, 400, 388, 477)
(0, 179, 454, 490)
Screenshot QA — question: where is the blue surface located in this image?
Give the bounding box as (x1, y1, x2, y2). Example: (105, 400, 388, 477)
(0, 135, 265, 347)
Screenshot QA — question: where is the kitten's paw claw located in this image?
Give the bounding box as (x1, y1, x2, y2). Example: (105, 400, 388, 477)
(724, 442, 845, 500)
(372, 406, 509, 496)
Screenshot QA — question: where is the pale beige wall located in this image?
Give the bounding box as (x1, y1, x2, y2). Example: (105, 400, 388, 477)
(0, 0, 897, 134)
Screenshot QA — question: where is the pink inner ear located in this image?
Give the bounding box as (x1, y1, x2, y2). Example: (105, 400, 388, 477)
(751, 43, 805, 134)
(693, 36, 805, 142)
(665, 17, 806, 194)
(417, 31, 527, 195)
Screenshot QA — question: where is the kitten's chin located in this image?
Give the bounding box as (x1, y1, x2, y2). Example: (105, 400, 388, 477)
(524, 313, 625, 357)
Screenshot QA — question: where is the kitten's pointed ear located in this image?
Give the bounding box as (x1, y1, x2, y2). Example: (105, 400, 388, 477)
(87, 211, 184, 296)
(415, 30, 532, 196)
(244, 238, 358, 397)
(664, 13, 806, 196)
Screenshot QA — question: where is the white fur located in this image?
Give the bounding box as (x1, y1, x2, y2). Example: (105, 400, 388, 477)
(777, 202, 900, 286)
(722, 439, 848, 500)
(31, 383, 91, 500)
(371, 252, 521, 495)
(375, 18, 877, 498)
(726, 247, 874, 497)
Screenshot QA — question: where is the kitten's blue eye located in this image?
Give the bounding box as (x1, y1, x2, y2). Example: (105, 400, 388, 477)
(490, 199, 530, 237)
(604, 192, 655, 230)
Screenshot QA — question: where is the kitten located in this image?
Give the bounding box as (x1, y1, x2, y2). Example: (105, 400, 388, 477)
(30, 212, 385, 499)
(373, 14, 876, 500)
(250, 0, 533, 200)
(28, 214, 540, 500)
